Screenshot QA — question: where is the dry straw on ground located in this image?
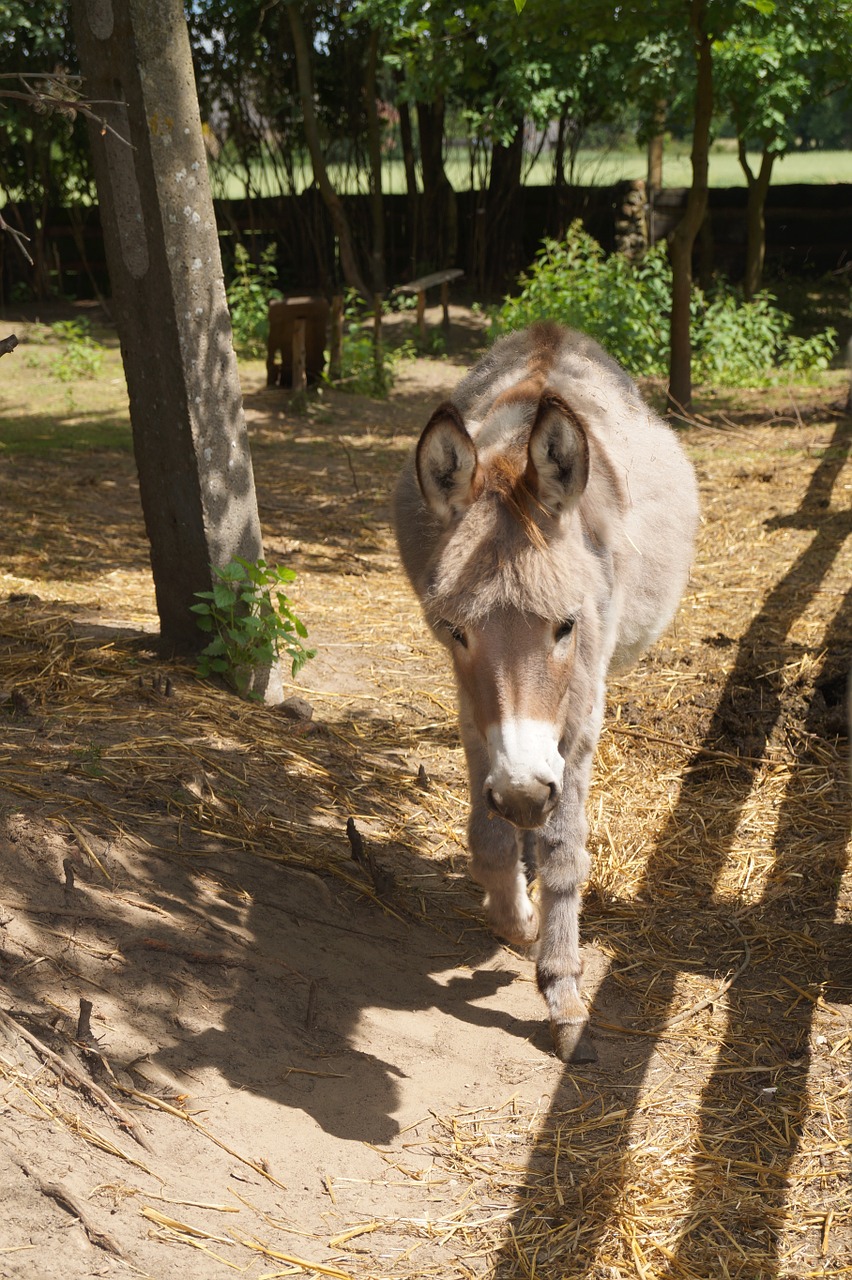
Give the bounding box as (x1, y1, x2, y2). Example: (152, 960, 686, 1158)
(0, 349, 850, 1278)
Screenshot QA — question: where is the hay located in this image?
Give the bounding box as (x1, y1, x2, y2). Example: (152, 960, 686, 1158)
(0, 365, 850, 1277)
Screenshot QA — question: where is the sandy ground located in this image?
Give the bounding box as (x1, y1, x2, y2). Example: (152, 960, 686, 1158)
(0, 310, 850, 1278)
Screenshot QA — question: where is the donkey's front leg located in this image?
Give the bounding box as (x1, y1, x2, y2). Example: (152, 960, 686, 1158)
(462, 712, 539, 947)
(535, 705, 603, 1063)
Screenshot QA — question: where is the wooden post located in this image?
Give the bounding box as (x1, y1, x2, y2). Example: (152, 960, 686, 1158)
(416, 290, 426, 343)
(292, 318, 307, 392)
(373, 293, 383, 388)
(441, 278, 451, 341)
(330, 294, 343, 380)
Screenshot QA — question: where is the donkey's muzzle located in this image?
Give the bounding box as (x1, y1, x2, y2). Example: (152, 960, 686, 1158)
(486, 778, 559, 829)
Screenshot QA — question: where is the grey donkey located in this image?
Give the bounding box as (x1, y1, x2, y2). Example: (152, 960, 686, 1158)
(393, 322, 700, 1061)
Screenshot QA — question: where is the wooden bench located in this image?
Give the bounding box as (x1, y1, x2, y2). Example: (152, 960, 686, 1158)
(392, 268, 464, 342)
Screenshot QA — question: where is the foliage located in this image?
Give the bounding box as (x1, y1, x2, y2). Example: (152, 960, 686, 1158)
(225, 243, 282, 357)
(329, 290, 401, 397)
(492, 221, 838, 387)
(191, 558, 315, 698)
(48, 318, 104, 382)
(492, 224, 675, 376)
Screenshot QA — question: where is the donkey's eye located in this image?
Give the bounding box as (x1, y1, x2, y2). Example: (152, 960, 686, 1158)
(440, 620, 468, 648)
(555, 617, 576, 643)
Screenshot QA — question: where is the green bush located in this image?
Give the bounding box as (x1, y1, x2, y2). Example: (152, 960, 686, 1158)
(191, 557, 315, 698)
(49, 318, 104, 381)
(492, 221, 837, 387)
(226, 243, 282, 357)
(330, 290, 402, 398)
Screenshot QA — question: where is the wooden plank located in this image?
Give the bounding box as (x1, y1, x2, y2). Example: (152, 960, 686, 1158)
(393, 268, 463, 294)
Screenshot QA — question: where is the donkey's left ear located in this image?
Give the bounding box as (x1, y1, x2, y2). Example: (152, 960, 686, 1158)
(525, 392, 589, 515)
(416, 402, 480, 524)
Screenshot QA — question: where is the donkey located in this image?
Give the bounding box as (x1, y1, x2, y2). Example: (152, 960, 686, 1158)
(393, 322, 699, 1062)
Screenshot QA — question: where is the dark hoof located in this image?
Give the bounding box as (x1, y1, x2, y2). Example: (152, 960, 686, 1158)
(552, 1021, 598, 1064)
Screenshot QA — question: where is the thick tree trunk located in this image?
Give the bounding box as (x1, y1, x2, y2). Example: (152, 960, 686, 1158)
(667, 1, 713, 417)
(287, 3, 370, 300)
(484, 116, 524, 291)
(738, 140, 774, 300)
(363, 27, 386, 297)
(71, 0, 282, 701)
(416, 96, 457, 270)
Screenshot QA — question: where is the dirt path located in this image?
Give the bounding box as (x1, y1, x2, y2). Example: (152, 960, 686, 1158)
(0, 331, 850, 1278)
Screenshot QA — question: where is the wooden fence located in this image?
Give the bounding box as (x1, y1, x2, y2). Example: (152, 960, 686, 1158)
(1, 182, 849, 308)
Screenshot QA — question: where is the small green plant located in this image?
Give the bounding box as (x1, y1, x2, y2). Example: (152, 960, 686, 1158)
(191, 557, 315, 698)
(492, 220, 838, 386)
(50, 318, 104, 381)
(226, 242, 282, 357)
(330, 289, 398, 397)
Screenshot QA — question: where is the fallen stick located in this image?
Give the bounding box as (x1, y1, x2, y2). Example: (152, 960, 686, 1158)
(0, 1007, 153, 1152)
(12, 1155, 125, 1258)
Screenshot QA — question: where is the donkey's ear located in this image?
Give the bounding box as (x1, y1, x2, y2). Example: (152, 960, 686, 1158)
(525, 392, 589, 515)
(416, 402, 480, 523)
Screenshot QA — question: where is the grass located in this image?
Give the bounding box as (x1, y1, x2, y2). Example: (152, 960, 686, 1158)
(208, 145, 852, 200)
(0, 321, 132, 454)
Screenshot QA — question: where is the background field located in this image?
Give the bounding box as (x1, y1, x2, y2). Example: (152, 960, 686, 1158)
(208, 147, 852, 199)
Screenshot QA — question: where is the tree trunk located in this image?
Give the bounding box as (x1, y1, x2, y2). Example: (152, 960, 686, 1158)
(363, 27, 386, 297)
(484, 116, 524, 291)
(667, 1, 713, 417)
(71, 0, 282, 701)
(646, 98, 666, 247)
(738, 140, 774, 300)
(416, 96, 457, 270)
(395, 75, 419, 275)
(287, 3, 370, 300)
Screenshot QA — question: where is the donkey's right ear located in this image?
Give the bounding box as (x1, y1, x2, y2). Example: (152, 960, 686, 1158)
(415, 403, 480, 523)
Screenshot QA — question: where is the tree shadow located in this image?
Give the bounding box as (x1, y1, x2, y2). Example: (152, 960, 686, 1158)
(491, 414, 852, 1277)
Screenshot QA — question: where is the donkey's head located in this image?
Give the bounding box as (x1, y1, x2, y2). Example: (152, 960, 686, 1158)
(416, 392, 606, 829)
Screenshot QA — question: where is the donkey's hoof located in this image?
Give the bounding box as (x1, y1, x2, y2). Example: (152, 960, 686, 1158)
(496, 911, 540, 948)
(551, 1020, 598, 1064)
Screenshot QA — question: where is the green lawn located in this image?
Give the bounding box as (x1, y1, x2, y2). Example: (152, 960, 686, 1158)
(208, 147, 852, 200)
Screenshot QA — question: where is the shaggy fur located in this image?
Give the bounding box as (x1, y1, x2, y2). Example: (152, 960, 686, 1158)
(393, 323, 699, 1061)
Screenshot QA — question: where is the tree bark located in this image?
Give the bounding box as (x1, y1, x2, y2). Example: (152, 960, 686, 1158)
(737, 139, 774, 300)
(646, 98, 666, 247)
(287, 2, 370, 300)
(667, 0, 713, 417)
(395, 73, 419, 275)
(416, 96, 457, 270)
(484, 116, 525, 291)
(363, 26, 386, 297)
(71, 0, 282, 701)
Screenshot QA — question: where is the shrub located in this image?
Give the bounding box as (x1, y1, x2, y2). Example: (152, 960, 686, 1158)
(50, 318, 104, 381)
(492, 221, 837, 387)
(191, 558, 315, 698)
(226, 243, 282, 357)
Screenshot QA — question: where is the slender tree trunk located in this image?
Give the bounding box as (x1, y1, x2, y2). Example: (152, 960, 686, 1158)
(363, 27, 386, 296)
(287, 3, 370, 300)
(737, 139, 774, 300)
(647, 98, 666, 247)
(667, 0, 713, 417)
(416, 96, 457, 270)
(395, 75, 418, 274)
